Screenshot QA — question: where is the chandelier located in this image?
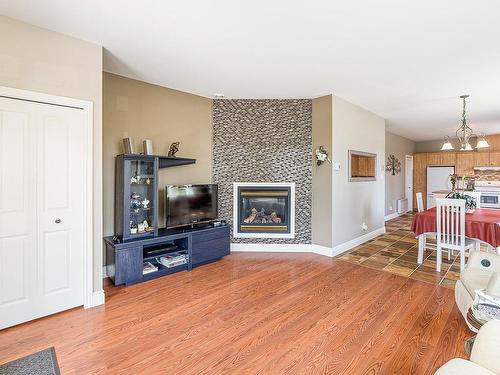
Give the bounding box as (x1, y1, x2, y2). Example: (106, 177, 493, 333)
(441, 95, 490, 151)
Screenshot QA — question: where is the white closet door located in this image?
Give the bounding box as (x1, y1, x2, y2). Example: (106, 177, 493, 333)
(0, 99, 37, 328)
(0, 97, 86, 329)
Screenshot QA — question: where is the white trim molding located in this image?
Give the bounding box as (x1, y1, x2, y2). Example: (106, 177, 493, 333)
(233, 182, 296, 239)
(332, 226, 386, 257)
(88, 290, 105, 308)
(385, 212, 403, 222)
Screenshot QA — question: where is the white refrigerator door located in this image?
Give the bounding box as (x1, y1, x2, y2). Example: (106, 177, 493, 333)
(426, 166, 455, 209)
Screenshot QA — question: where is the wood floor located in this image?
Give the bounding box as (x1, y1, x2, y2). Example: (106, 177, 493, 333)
(0, 252, 471, 374)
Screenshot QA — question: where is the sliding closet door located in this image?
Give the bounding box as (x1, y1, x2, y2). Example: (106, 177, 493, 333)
(0, 97, 86, 329)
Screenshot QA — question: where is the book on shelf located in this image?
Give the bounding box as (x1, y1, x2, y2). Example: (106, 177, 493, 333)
(143, 261, 158, 274)
(156, 253, 188, 268)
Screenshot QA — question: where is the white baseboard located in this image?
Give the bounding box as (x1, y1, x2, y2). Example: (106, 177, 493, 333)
(230, 243, 334, 257)
(85, 290, 105, 308)
(309, 244, 334, 257)
(231, 243, 313, 252)
(385, 212, 402, 221)
(332, 226, 386, 257)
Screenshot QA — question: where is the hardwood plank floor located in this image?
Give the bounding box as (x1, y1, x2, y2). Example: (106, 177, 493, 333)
(0, 252, 471, 374)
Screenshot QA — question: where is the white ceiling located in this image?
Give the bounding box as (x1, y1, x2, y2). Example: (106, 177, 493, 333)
(2, 0, 500, 141)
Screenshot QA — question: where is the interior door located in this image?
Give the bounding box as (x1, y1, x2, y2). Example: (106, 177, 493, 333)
(405, 155, 413, 212)
(0, 97, 86, 329)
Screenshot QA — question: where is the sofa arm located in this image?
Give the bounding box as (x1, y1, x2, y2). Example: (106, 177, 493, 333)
(467, 251, 500, 273)
(470, 319, 500, 374)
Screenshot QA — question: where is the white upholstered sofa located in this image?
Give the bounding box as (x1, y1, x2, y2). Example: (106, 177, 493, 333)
(435, 319, 500, 374)
(455, 251, 500, 332)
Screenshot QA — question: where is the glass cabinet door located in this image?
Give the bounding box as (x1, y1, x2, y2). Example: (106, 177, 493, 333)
(127, 158, 155, 237)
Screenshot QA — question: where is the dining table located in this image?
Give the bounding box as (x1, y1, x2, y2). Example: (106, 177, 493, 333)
(411, 207, 500, 268)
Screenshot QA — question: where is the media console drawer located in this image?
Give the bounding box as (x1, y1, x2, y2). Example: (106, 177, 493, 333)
(191, 227, 230, 266)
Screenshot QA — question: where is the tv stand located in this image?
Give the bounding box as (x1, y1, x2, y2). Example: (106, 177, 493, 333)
(104, 224, 230, 286)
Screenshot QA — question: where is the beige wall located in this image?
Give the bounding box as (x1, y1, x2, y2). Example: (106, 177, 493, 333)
(312, 95, 333, 247)
(331, 95, 386, 247)
(385, 132, 415, 216)
(103, 73, 213, 235)
(0, 16, 104, 292)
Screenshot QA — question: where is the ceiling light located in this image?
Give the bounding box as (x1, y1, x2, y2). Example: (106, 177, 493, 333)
(476, 133, 491, 149)
(441, 95, 489, 152)
(460, 142, 473, 151)
(214, 93, 225, 98)
(440, 136, 454, 151)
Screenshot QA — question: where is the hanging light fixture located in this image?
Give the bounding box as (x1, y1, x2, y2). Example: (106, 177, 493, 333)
(476, 133, 490, 149)
(440, 95, 490, 151)
(440, 136, 454, 151)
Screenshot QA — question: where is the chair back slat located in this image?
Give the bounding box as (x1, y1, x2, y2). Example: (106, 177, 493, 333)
(436, 198, 466, 250)
(416, 192, 424, 212)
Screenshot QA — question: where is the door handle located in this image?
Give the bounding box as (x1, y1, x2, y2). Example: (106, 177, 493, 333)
(55, 219, 62, 224)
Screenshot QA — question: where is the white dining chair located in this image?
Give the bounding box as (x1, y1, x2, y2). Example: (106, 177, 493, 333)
(463, 191, 486, 252)
(436, 198, 477, 272)
(416, 192, 424, 213)
(415, 191, 437, 256)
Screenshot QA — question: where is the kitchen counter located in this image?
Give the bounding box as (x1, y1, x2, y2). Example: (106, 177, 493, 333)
(432, 190, 450, 194)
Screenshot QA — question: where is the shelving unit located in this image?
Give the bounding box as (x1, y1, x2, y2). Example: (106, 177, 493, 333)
(107, 152, 230, 286)
(105, 225, 230, 286)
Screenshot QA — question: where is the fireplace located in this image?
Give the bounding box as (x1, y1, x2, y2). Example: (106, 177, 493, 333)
(233, 183, 295, 238)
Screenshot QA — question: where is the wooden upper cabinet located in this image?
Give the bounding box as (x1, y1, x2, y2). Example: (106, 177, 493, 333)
(427, 152, 456, 166)
(413, 153, 428, 210)
(474, 152, 490, 167)
(455, 153, 474, 176)
(489, 152, 500, 166)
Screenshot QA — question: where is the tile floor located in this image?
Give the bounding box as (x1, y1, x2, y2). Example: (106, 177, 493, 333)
(337, 213, 467, 288)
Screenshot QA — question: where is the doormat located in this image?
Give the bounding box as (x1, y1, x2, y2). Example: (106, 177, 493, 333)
(0, 347, 60, 375)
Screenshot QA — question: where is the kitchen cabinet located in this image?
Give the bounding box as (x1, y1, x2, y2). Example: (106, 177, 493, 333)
(488, 152, 500, 166)
(427, 152, 456, 166)
(412, 149, 500, 211)
(474, 152, 490, 167)
(413, 153, 428, 210)
(455, 153, 474, 176)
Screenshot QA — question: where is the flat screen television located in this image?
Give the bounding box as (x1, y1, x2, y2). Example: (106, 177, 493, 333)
(165, 184, 218, 228)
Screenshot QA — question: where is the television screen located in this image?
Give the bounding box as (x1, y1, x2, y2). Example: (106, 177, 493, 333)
(165, 184, 218, 228)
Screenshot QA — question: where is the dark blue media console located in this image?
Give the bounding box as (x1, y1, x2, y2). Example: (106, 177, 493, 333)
(104, 225, 230, 286)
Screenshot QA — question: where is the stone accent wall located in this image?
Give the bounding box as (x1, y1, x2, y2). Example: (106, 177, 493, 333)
(213, 99, 312, 244)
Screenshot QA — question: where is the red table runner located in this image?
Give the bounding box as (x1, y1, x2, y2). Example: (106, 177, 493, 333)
(411, 207, 500, 247)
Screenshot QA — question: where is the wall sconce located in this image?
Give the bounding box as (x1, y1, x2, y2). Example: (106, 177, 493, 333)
(315, 146, 331, 166)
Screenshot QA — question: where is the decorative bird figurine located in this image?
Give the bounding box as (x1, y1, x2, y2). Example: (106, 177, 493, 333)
(168, 142, 180, 157)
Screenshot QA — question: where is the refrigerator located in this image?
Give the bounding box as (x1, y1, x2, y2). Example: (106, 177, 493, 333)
(426, 166, 455, 209)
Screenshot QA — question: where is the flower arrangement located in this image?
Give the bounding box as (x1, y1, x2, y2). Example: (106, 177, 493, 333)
(446, 191, 477, 213)
(315, 146, 331, 166)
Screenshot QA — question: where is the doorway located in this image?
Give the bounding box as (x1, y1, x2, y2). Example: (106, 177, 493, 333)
(405, 155, 413, 212)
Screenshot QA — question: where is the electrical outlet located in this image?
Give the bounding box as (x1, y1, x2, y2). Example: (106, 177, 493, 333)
(362, 222, 368, 231)
(389, 205, 393, 211)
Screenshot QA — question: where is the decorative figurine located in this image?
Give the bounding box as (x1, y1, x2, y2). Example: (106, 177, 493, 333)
(142, 198, 150, 209)
(130, 192, 142, 211)
(137, 223, 146, 233)
(168, 142, 180, 157)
